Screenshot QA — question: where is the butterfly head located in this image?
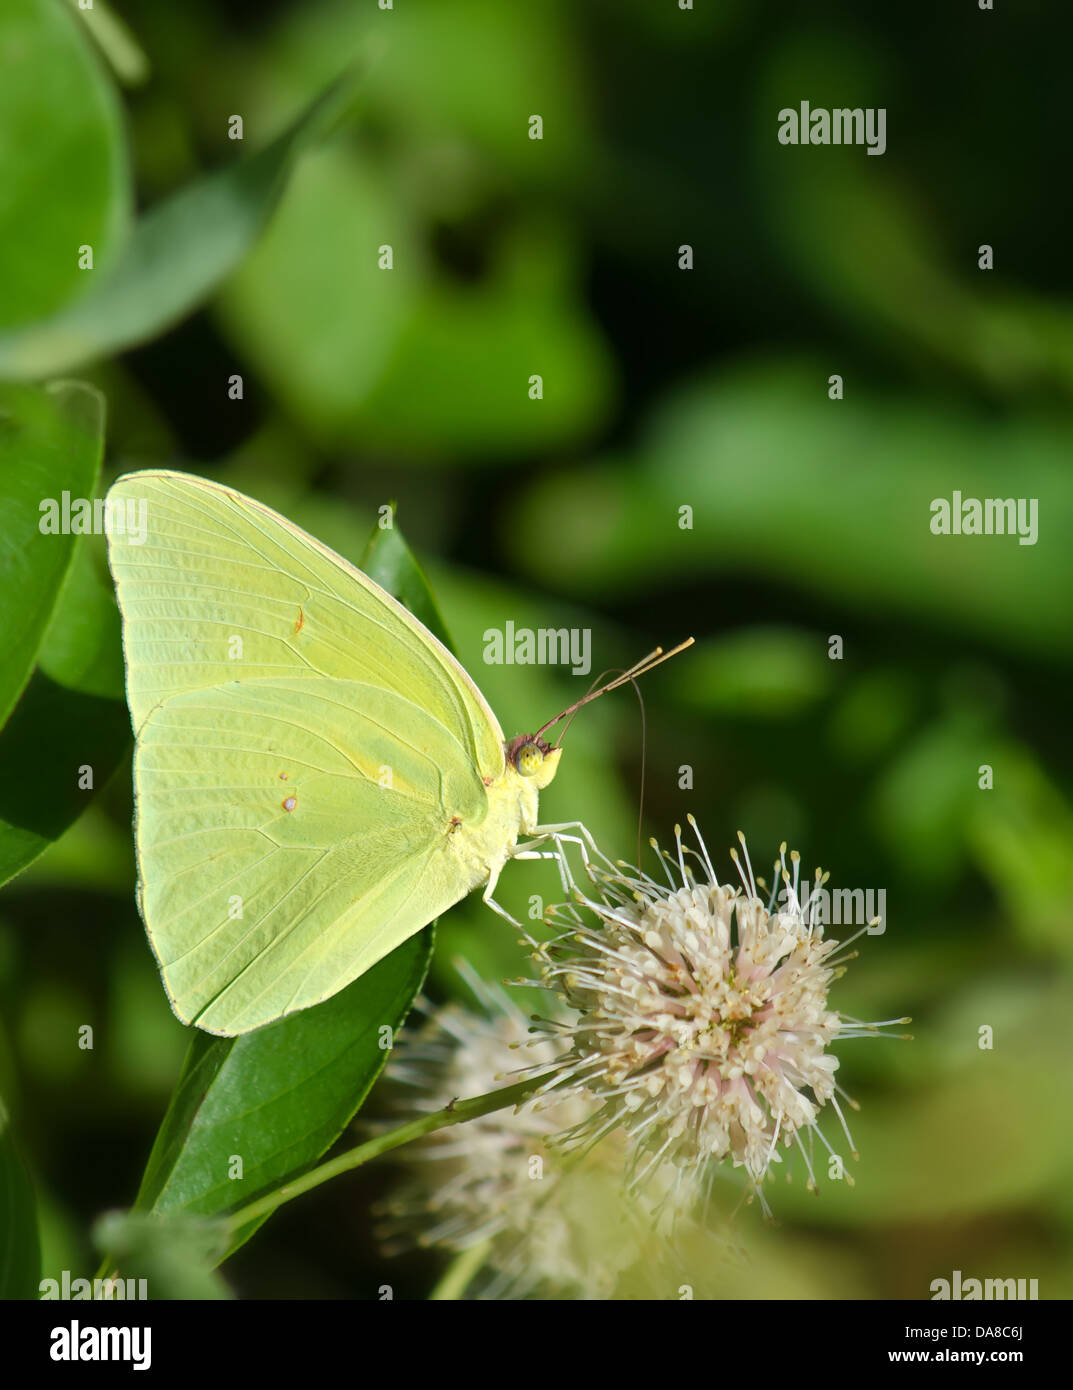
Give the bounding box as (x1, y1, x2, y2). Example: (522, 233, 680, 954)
(505, 734, 561, 789)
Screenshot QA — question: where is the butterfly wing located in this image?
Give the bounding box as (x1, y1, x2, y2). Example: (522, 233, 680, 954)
(107, 471, 510, 1034)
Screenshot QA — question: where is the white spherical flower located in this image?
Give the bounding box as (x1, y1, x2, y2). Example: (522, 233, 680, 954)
(529, 818, 909, 1213)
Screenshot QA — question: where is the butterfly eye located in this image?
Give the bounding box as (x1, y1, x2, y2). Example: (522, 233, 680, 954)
(514, 742, 545, 778)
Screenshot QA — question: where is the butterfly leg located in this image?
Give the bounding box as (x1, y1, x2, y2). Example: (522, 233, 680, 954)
(516, 821, 619, 886)
(491, 823, 620, 938)
(510, 837, 584, 897)
(488, 824, 602, 936)
(481, 863, 544, 946)
(534, 821, 619, 871)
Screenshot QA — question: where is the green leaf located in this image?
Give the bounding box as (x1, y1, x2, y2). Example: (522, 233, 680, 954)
(0, 1095, 41, 1299)
(360, 508, 455, 652)
(0, 65, 361, 380)
(36, 532, 125, 702)
(134, 927, 432, 1260)
(0, 0, 131, 330)
(131, 515, 440, 1261)
(0, 380, 105, 730)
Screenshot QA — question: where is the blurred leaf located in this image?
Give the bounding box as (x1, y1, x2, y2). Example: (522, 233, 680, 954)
(0, 65, 362, 380)
(66, 0, 150, 88)
(37, 1187, 90, 1295)
(676, 628, 833, 718)
(968, 742, 1073, 958)
(0, 0, 131, 330)
(773, 978, 1073, 1227)
(220, 169, 614, 458)
(0, 380, 104, 730)
(369, 0, 591, 181)
(828, 669, 919, 764)
(134, 926, 432, 1260)
(351, 222, 614, 460)
(263, 0, 592, 183)
(215, 147, 419, 443)
(107, 944, 189, 1096)
(11, 803, 130, 895)
(0, 1094, 40, 1298)
(0, 528, 129, 890)
(871, 711, 987, 884)
(513, 362, 1073, 661)
(93, 1210, 231, 1300)
(757, 38, 1073, 396)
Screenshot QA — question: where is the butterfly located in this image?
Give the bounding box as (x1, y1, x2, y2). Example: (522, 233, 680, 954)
(105, 470, 690, 1034)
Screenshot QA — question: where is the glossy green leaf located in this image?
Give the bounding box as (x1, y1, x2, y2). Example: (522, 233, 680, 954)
(0, 0, 131, 330)
(0, 381, 105, 730)
(0, 66, 361, 380)
(36, 532, 125, 702)
(0, 1095, 41, 1299)
(360, 507, 454, 651)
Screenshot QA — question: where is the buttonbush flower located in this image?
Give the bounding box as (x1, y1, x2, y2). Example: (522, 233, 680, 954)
(525, 818, 909, 1214)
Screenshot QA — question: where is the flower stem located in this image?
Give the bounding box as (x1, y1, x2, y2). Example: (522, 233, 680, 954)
(225, 1076, 542, 1236)
(428, 1240, 493, 1301)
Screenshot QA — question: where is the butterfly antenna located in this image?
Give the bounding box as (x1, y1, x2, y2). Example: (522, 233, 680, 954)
(535, 637, 694, 745)
(553, 665, 622, 745)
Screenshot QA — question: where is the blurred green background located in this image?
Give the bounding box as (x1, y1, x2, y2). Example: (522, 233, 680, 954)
(1, 0, 1072, 1298)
